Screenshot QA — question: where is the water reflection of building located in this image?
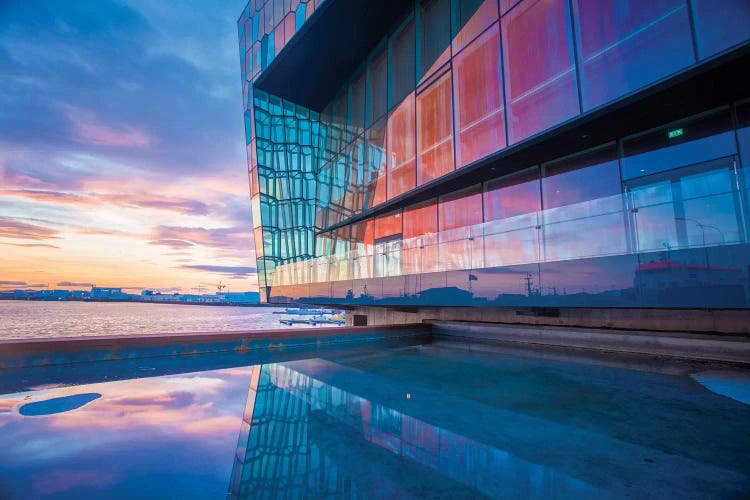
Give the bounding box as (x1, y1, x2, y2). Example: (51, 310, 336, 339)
(238, 0, 750, 326)
(227, 361, 602, 499)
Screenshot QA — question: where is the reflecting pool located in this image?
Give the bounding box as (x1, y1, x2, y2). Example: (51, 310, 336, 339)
(1, 344, 749, 499)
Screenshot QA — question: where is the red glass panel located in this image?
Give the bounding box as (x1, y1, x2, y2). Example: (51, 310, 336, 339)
(403, 199, 438, 238)
(387, 93, 416, 199)
(351, 219, 374, 249)
(403, 200, 438, 273)
(417, 71, 454, 185)
(453, 24, 505, 168)
(374, 211, 403, 240)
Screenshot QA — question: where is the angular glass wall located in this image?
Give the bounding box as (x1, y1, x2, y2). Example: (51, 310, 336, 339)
(239, 1, 328, 300)
(250, 90, 320, 300)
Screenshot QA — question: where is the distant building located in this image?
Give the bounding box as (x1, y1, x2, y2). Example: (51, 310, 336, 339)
(223, 292, 261, 304)
(90, 287, 129, 300)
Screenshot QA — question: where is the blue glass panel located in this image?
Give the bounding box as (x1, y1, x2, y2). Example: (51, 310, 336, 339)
(266, 31, 275, 66)
(540, 254, 640, 307)
(389, 18, 416, 110)
(690, 0, 750, 59)
(572, 0, 694, 110)
(621, 111, 736, 180)
(296, 4, 306, 31)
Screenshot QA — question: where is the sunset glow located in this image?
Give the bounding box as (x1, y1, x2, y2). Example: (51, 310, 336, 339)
(0, 0, 257, 293)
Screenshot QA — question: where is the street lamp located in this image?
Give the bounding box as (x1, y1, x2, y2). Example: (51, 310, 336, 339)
(675, 217, 725, 267)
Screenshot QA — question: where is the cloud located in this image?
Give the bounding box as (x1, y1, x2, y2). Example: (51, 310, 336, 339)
(180, 265, 256, 278)
(56, 282, 94, 287)
(0, 0, 256, 290)
(151, 225, 251, 250)
(0, 218, 59, 240)
(2, 189, 212, 216)
(148, 239, 194, 249)
(0, 282, 48, 289)
(115, 391, 196, 409)
(0, 242, 60, 249)
(65, 108, 155, 148)
(75, 228, 142, 238)
(107, 194, 210, 215)
(0, 189, 85, 203)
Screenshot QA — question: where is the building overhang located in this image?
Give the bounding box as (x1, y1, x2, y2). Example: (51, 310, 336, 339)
(321, 43, 750, 232)
(252, 0, 413, 111)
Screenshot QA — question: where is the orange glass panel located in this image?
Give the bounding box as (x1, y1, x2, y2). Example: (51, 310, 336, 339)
(417, 71, 454, 185)
(306, 1, 315, 19)
(403, 200, 438, 238)
(403, 199, 439, 274)
(351, 219, 374, 249)
(374, 210, 403, 240)
(387, 93, 416, 199)
(454, 24, 505, 168)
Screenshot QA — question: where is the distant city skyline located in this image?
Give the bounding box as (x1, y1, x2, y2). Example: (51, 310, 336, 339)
(0, 0, 257, 293)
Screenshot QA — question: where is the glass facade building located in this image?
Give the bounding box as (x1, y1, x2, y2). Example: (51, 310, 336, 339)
(238, 0, 750, 308)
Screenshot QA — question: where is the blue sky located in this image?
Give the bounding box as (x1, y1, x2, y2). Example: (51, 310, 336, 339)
(0, 0, 257, 292)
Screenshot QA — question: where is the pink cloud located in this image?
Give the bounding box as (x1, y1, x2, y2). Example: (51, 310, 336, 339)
(0, 218, 60, 240)
(66, 109, 154, 148)
(151, 225, 252, 250)
(1, 189, 211, 216)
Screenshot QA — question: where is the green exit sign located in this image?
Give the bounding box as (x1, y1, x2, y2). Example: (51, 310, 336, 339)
(668, 128, 684, 139)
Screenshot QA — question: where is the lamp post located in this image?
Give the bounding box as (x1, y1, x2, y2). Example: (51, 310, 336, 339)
(675, 217, 725, 267)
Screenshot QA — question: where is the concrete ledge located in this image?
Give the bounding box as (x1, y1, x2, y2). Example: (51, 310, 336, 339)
(346, 306, 750, 334)
(429, 321, 750, 364)
(0, 324, 429, 369)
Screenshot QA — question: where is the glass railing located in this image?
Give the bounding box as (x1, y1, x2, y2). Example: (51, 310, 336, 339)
(272, 179, 749, 288)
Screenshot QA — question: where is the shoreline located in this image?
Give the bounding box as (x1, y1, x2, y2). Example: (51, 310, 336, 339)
(0, 297, 292, 307)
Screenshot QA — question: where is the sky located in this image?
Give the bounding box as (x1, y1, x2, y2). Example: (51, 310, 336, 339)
(0, 0, 257, 294)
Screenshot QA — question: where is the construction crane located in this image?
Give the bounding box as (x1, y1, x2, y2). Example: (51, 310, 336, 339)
(200, 281, 228, 293)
